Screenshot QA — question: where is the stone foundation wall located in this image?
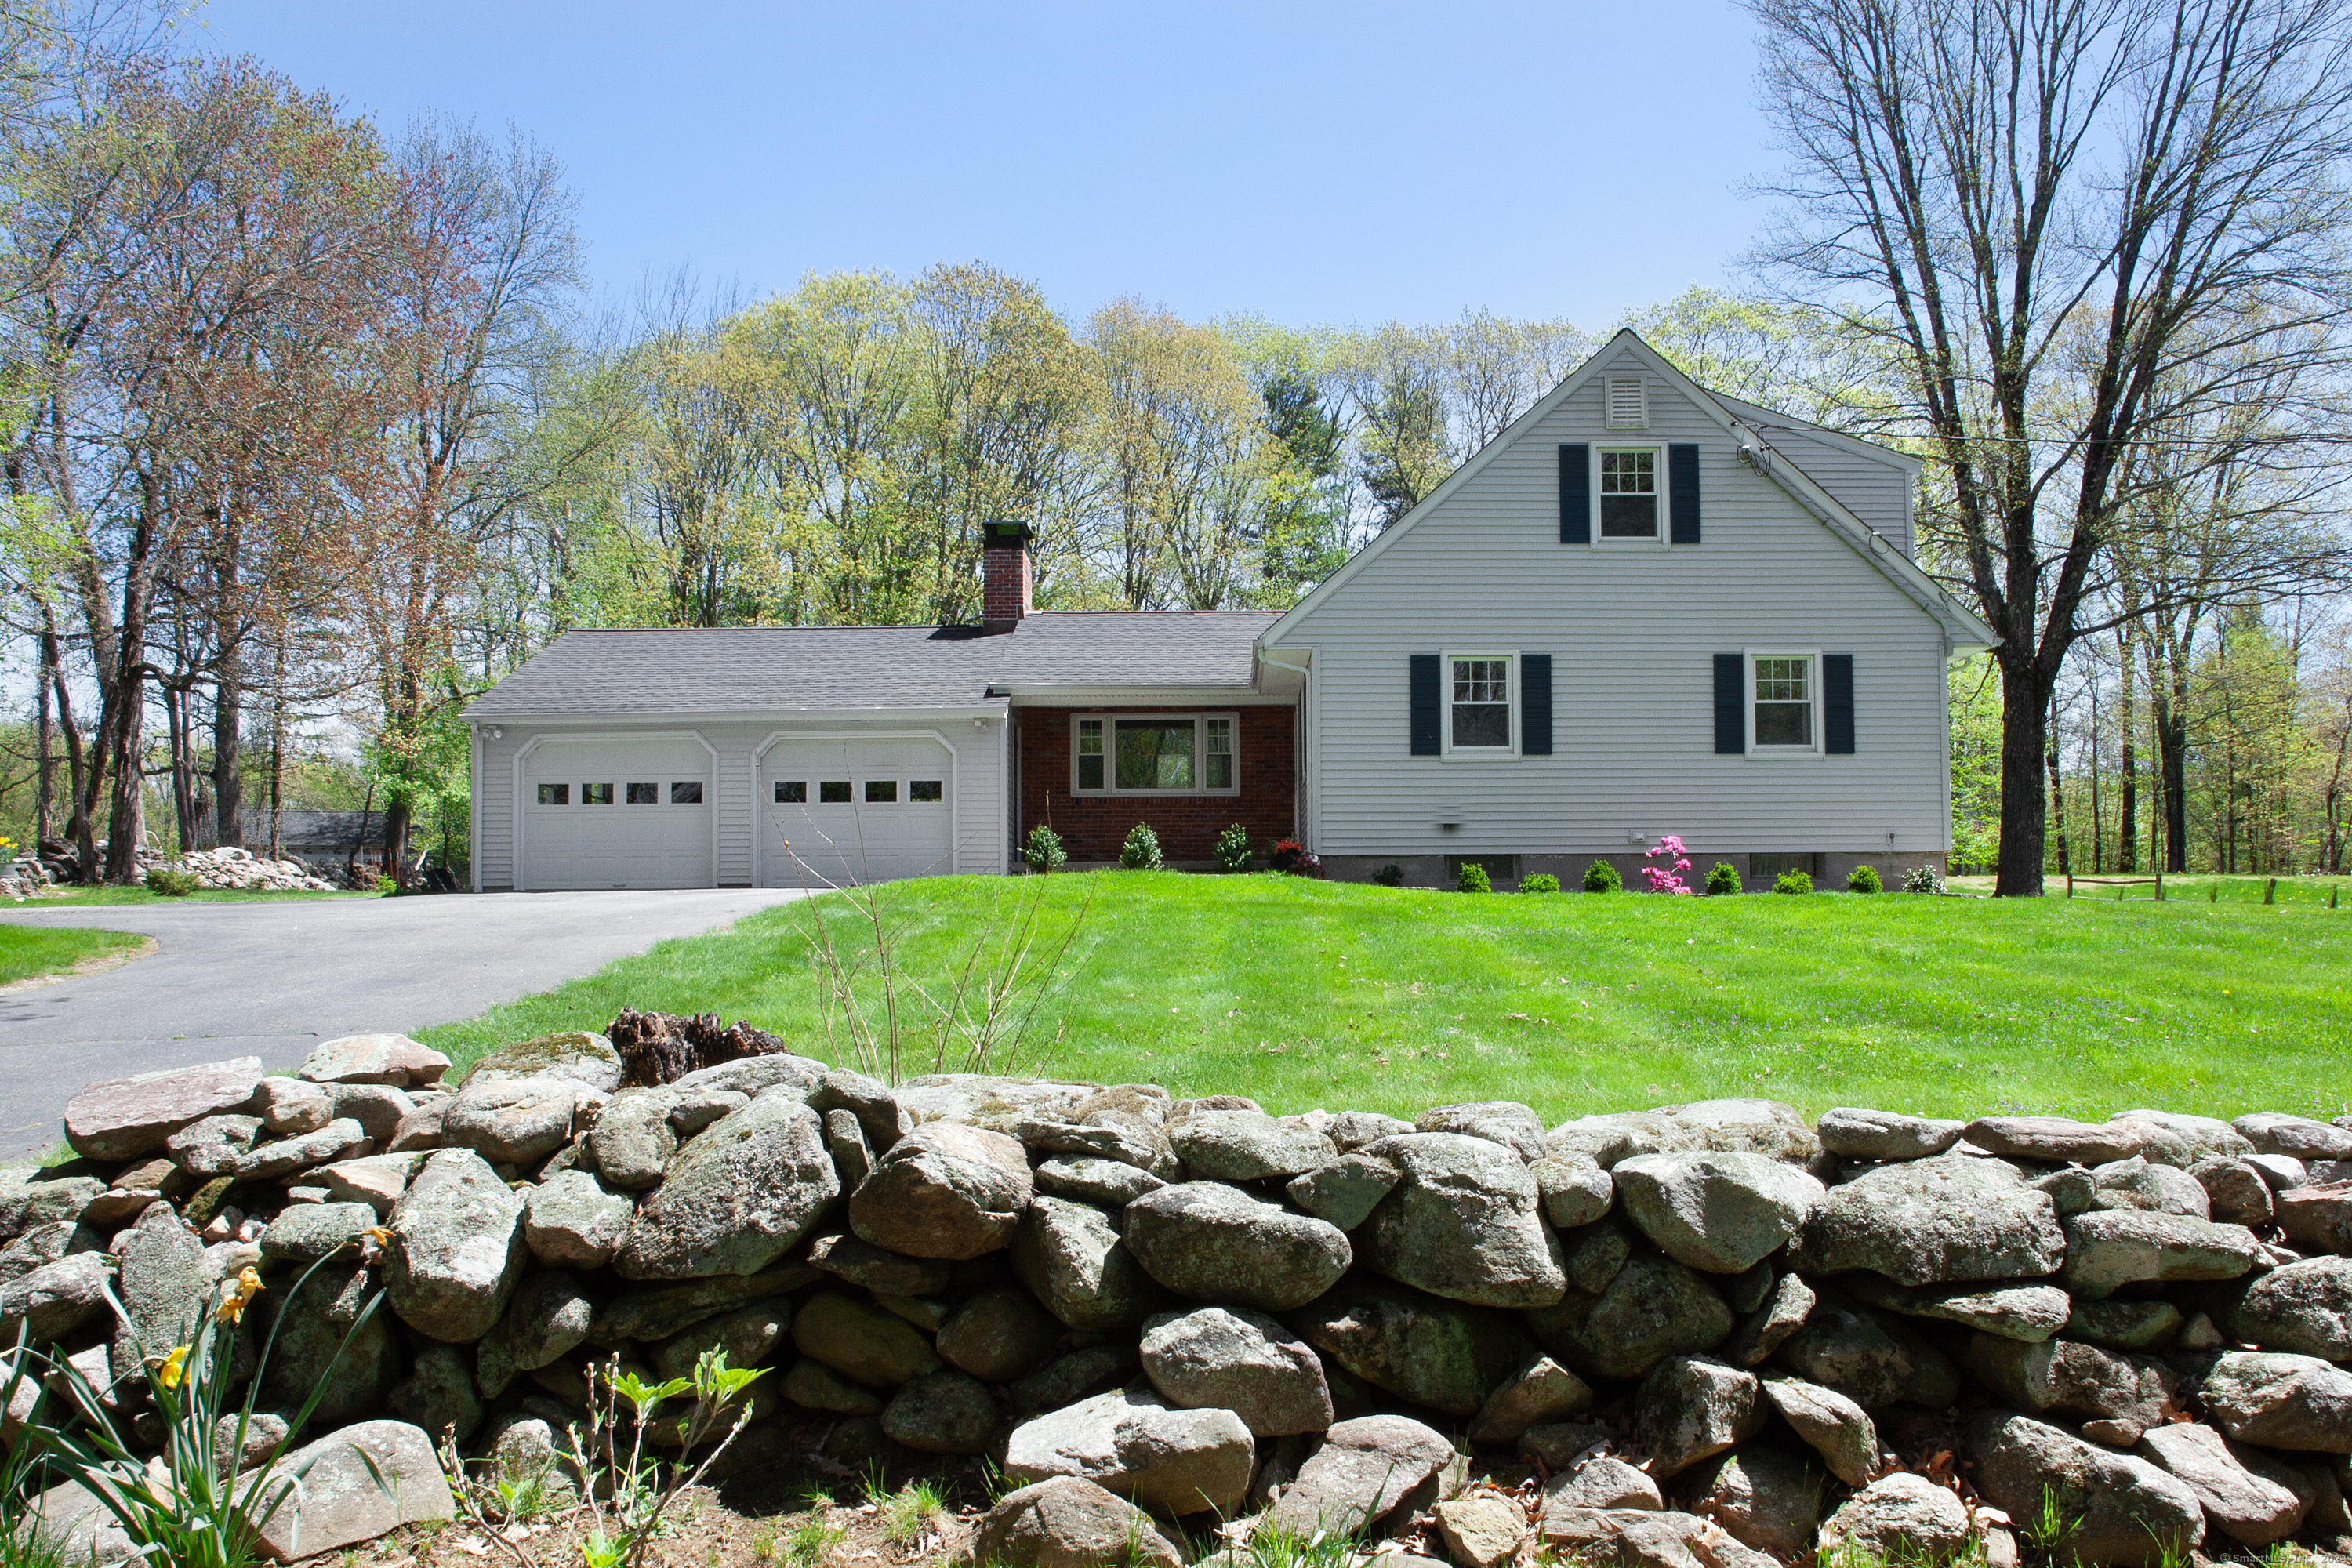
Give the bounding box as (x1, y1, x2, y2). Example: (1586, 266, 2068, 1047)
(13, 1033, 2352, 1566)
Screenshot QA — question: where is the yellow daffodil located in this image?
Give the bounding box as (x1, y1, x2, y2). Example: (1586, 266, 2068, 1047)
(156, 1345, 189, 1391)
(365, 1226, 391, 1246)
(214, 1265, 263, 1325)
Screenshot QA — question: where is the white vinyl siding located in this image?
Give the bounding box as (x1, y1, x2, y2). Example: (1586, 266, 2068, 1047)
(1272, 341, 1952, 859)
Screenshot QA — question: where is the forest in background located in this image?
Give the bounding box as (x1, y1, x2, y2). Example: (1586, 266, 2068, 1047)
(0, 1, 2347, 885)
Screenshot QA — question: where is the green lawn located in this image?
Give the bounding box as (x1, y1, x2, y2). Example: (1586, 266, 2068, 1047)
(415, 873, 2352, 1125)
(0, 923, 151, 986)
(21, 885, 370, 907)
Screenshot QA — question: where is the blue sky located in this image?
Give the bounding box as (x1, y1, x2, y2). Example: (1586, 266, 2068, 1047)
(193, 1, 1779, 332)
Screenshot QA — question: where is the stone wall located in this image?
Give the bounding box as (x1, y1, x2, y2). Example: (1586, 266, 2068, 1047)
(12, 1033, 2352, 1567)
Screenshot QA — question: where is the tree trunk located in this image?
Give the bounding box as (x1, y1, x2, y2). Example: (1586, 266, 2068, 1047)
(2118, 630, 2137, 873)
(34, 629, 52, 845)
(2046, 690, 2071, 878)
(382, 797, 412, 891)
(1995, 662, 2051, 895)
(2158, 677, 2190, 873)
(212, 648, 241, 848)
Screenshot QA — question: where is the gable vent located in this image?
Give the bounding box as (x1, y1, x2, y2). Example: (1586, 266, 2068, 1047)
(1606, 376, 1648, 429)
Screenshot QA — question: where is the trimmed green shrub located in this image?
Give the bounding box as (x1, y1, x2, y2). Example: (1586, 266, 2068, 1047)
(144, 866, 198, 898)
(1372, 862, 1405, 887)
(1119, 822, 1163, 870)
(1519, 873, 1561, 894)
(1023, 823, 1067, 873)
(1847, 864, 1882, 894)
(1457, 862, 1491, 893)
(1773, 867, 1813, 895)
(1704, 862, 1741, 896)
(1213, 823, 1253, 873)
(1582, 859, 1621, 893)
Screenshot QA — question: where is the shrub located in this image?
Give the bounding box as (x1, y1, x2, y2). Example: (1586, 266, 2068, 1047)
(1372, 862, 1405, 887)
(1457, 862, 1491, 894)
(1269, 838, 1306, 873)
(1583, 859, 1621, 893)
(1641, 833, 1694, 895)
(1773, 867, 1813, 895)
(1847, 864, 1882, 894)
(1213, 823, 1253, 873)
(1119, 823, 1163, 870)
(1705, 862, 1741, 896)
(1022, 824, 1067, 873)
(1903, 862, 1944, 895)
(144, 866, 198, 898)
(1519, 873, 1561, 894)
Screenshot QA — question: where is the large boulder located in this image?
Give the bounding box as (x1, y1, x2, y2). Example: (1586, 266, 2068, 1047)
(1263, 1414, 1465, 1537)
(970, 1477, 1184, 1568)
(235, 1118, 372, 1181)
(1433, 1494, 1533, 1568)
(2226, 1255, 2352, 1361)
(848, 1121, 1033, 1260)
(615, 1094, 838, 1279)
(1635, 1356, 1762, 1478)
(239, 1418, 454, 1563)
(1965, 1116, 2151, 1165)
(1815, 1109, 1965, 1161)
(1847, 1277, 2071, 1342)
(2060, 1210, 2261, 1294)
(297, 1033, 452, 1088)
(1761, 1376, 1878, 1485)
(1792, 1156, 2063, 1285)
(64, 1056, 263, 1160)
(258, 1261, 401, 1428)
(1468, 1354, 1595, 1446)
(523, 1170, 636, 1269)
(1, 1250, 115, 1345)
(1967, 1411, 2204, 1566)
(1123, 1183, 1349, 1312)
(790, 1291, 938, 1387)
(1168, 1109, 1335, 1181)
(439, 1076, 578, 1167)
(1612, 1152, 1823, 1275)
(936, 1285, 1062, 1383)
(1772, 1298, 1958, 1410)
(2234, 1112, 2352, 1161)
(1360, 1133, 1566, 1308)
(2197, 1351, 2352, 1451)
(463, 1031, 622, 1093)
(590, 1265, 811, 1345)
(1003, 1388, 1254, 1516)
(2276, 1182, 2352, 1255)
(1702, 1447, 1822, 1557)
(1287, 1154, 1403, 1232)
(584, 1087, 677, 1189)
(2113, 1109, 2254, 1163)
(2136, 1421, 2310, 1546)
(1290, 1276, 1532, 1416)
(256, 1203, 377, 1265)
(1962, 1334, 2178, 1445)
(385, 1345, 482, 1447)
(107, 1208, 209, 1382)
(1417, 1100, 1548, 1161)
(1816, 1472, 1974, 1564)
(1011, 1196, 1160, 1330)
(881, 1369, 1000, 1455)
(1526, 1252, 1733, 1381)
(1138, 1306, 1332, 1436)
(0, 1168, 105, 1242)
(383, 1149, 527, 1343)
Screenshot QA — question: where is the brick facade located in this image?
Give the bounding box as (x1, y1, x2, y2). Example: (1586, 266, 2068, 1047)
(1017, 705, 1296, 863)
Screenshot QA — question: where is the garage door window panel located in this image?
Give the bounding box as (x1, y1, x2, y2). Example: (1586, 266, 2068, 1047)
(671, 782, 702, 804)
(626, 782, 659, 804)
(910, 779, 943, 802)
(820, 782, 852, 804)
(1072, 713, 1241, 797)
(866, 780, 898, 803)
(537, 783, 569, 806)
(775, 781, 805, 804)
(583, 782, 614, 804)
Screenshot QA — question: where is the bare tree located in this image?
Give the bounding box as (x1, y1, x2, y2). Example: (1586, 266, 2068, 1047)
(1749, 0, 2352, 892)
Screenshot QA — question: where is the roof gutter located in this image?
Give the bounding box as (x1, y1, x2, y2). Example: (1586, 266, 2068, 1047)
(462, 702, 1011, 725)
(1732, 420, 1999, 655)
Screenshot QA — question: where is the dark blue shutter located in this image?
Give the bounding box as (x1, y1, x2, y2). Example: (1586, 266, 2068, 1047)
(1824, 654, 1854, 754)
(1714, 654, 1744, 754)
(1559, 444, 1590, 543)
(1669, 444, 1701, 544)
(1522, 655, 1552, 755)
(1410, 654, 1441, 755)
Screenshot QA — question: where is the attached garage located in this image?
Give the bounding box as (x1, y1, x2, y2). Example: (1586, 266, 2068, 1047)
(758, 735, 956, 887)
(518, 735, 715, 891)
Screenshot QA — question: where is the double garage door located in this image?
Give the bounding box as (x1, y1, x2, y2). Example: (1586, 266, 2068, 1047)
(521, 737, 713, 891)
(760, 737, 954, 887)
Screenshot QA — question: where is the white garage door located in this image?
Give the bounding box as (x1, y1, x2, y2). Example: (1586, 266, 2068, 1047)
(760, 737, 954, 887)
(521, 736, 713, 891)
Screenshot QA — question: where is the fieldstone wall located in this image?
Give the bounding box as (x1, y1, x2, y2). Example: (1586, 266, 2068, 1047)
(12, 1029, 2352, 1567)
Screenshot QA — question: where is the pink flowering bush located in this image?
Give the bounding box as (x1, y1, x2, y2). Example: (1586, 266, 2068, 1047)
(1642, 833, 1695, 895)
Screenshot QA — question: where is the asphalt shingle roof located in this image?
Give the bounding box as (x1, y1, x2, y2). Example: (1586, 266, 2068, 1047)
(462, 611, 1282, 719)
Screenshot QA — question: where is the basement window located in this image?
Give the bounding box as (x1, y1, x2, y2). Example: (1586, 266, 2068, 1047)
(536, 783, 569, 806)
(626, 782, 659, 804)
(866, 780, 898, 804)
(670, 782, 703, 804)
(910, 779, 944, 802)
(775, 781, 805, 804)
(582, 782, 615, 805)
(819, 782, 852, 804)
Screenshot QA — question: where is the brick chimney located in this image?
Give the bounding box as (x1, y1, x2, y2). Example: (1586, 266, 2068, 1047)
(981, 520, 1033, 633)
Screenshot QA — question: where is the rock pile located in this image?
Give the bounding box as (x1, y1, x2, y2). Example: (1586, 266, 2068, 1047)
(12, 1040, 2352, 1567)
(171, 845, 342, 892)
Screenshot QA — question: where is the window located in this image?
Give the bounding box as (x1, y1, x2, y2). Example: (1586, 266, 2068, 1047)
(910, 779, 943, 802)
(819, 781, 852, 804)
(866, 780, 898, 804)
(1606, 376, 1647, 429)
(1450, 657, 1513, 751)
(626, 782, 659, 804)
(670, 782, 703, 804)
(1599, 450, 1657, 537)
(1753, 655, 1817, 750)
(775, 780, 806, 804)
(536, 782, 569, 806)
(582, 782, 614, 805)
(1072, 713, 1242, 796)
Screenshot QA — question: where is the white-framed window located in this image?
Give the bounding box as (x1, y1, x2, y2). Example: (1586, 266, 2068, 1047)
(1070, 713, 1243, 797)
(1606, 376, 1648, 429)
(1446, 653, 1515, 756)
(1599, 448, 1660, 539)
(1750, 652, 1820, 753)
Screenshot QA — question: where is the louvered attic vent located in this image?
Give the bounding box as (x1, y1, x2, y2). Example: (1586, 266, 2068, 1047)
(1606, 376, 1647, 428)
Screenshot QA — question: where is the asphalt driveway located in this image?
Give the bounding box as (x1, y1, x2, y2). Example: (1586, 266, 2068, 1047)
(0, 888, 804, 1159)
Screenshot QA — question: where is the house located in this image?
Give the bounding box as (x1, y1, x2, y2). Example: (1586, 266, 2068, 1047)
(461, 330, 1995, 893)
